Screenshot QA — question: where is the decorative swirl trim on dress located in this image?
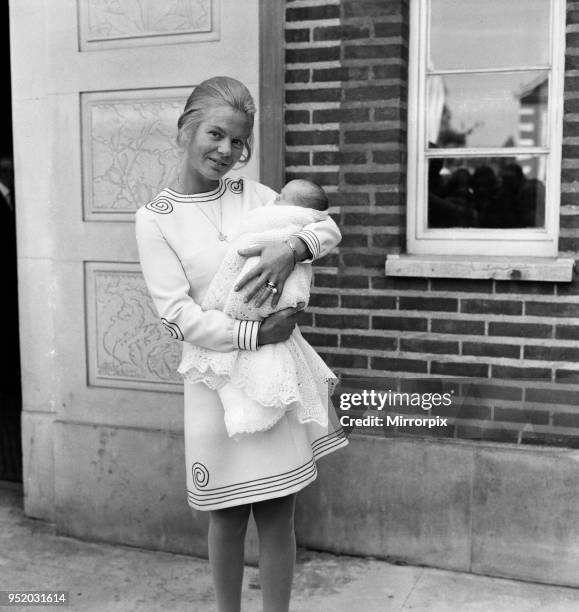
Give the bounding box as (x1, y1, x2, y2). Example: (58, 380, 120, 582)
(192, 462, 210, 488)
(145, 197, 174, 214)
(161, 318, 184, 340)
(225, 177, 244, 194)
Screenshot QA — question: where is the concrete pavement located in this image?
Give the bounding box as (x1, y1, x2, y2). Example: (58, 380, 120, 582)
(1, 481, 578, 611)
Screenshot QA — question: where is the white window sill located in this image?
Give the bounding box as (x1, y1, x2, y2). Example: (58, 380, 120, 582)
(385, 254, 575, 282)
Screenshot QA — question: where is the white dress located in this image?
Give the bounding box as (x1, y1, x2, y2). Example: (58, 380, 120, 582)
(135, 176, 348, 511)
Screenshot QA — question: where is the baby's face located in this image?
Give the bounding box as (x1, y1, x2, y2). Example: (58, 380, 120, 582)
(273, 182, 308, 207)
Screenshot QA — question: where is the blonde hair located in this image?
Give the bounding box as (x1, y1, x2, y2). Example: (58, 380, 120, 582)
(177, 76, 256, 164)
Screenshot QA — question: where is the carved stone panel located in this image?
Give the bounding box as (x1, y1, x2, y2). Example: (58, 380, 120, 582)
(78, 0, 217, 50)
(85, 262, 182, 391)
(81, 89, 189, 221)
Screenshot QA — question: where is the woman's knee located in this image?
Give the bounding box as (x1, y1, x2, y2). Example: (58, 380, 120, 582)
(209, 503, 251, 536)
(252, 494, 296, 530)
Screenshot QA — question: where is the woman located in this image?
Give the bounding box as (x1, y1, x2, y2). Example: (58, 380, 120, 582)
(136, 76, 347, 612)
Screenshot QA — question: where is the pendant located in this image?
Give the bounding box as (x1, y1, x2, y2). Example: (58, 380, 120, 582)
(218, 232, 228, 242)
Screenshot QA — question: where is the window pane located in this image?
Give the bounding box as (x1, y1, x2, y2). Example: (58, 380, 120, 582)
(427, 156, 547, 229)
(430, 0, 550, 71)
(427, 72, 549, 149)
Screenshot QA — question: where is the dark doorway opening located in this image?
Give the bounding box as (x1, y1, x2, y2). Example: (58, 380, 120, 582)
(0, 2, 22, 483)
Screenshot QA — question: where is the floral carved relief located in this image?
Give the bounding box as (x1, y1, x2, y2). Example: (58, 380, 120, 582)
(83, 93, 187, 218)
(93, 270, 181, 386)
(86, 0, 212, 41)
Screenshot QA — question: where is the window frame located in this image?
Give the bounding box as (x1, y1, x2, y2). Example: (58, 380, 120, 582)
(406, 0, 567, 257)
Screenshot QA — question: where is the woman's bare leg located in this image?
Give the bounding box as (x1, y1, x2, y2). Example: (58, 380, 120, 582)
(252, 494, 297, 612)
(208, 503, 252, 612)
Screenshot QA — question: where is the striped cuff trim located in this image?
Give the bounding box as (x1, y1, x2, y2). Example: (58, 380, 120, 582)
(233, 320, 260, 350)
(293, 229, 321, 260)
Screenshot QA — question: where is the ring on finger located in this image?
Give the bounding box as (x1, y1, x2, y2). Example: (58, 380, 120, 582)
(265, 280, 278, 294)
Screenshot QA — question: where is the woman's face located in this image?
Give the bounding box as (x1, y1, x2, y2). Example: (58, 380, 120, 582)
(183, 105, 251, 191)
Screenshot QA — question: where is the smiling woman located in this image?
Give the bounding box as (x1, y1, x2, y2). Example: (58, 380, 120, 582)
(135, 76, 347, 612)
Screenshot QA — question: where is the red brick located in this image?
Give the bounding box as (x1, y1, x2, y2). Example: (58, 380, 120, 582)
(373, 316, 427, 332)
(401, 339, 458, 355)
(430, 319, 485, 335)
(372, 150, 406, 164)
(341, 252, 391, 267)
(438, 404, 491, 420)
(559, 214, 579, 229)
(286, 88, 341, 103)
(491, 365, 551, 380)
(371, 357, 427, 373)
(315, 274, 369, 289)
(374, 107, 405, 121)
(465, 383, 522, 401)
(463, 342, 520, 359)
(343, 0, 404, 19)
(313, 108, 370, 123)
(494, 280, 555, 295)
(329, 192, 371, 206)
(374, 22, 407, 37)
(344, 84, 406, 102)
(285, 151, 310, 166)
(285, 29, 310, 43)
(494, 408, 549, 425)
(345, 171, 399, 185)
(526, 387, 579, 405)
(313, 25, 371, 41)
(300, 331, 338, 347)
(316, 313, 370, 329)
(345, 129, 401, 144)
(430, 279, 494, 293)
(313, 151, 367, 165)
(371, 276, 427, 290)
(285, 110, 310, 124)
(371, 64, 408, 80)
(375, 192, 405, 206)
(341, 334, 397, 350)
(525, 345, 579, 361)
(526, 301, 579, 317)
(286, 5, 340, 21)
(285, 171, 339, 185)
(313, 66, 369, 82)
(371, 234, 403, 248)
(399, 297, 457, 312)
(555, 369, 579, 383)
(431, 361, 489, 377)
(553, 413, 579, 428)
(308, 293, 339, 308)
(558, 237, 579, 251)
(344, 44, 403, 60)
(344, 212, 400, 225)
(340, 233, 369, 248)
(285, 130, 339, 146)
(286, 47, 341, 63)
(489, 322, 552, 338)
(285, 69, 310, 84)
(341, 295, 396, 309)
(461, 299, 522, 315)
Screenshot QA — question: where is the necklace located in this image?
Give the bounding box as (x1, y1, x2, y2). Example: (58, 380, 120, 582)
(194, 198, 228, 242)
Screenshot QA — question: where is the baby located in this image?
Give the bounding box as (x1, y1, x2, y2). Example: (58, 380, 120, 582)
(179, 179, 337, 437)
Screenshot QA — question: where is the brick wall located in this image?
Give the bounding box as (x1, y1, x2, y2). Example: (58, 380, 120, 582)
(285, 0, 579, 448)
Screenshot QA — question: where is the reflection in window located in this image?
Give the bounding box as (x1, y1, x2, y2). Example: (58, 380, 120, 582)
(428, 73, 549, 149)
(428, 158, 546, 229)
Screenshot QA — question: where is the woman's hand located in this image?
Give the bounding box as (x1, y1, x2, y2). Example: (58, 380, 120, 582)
(258, 305, 305, 346)
(235, 242, 296, 308)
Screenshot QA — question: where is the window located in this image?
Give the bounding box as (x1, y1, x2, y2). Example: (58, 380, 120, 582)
(406, 0, 566, 257)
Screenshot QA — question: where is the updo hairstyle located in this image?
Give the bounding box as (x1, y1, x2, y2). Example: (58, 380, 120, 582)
(176, 76, 256, 164)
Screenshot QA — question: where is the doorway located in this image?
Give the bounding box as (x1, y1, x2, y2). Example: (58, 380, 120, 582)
(0, 1, 21, 484)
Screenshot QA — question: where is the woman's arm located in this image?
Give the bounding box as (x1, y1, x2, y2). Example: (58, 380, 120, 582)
(135, 208, 260, 352)
(235, 213, 342, 308)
